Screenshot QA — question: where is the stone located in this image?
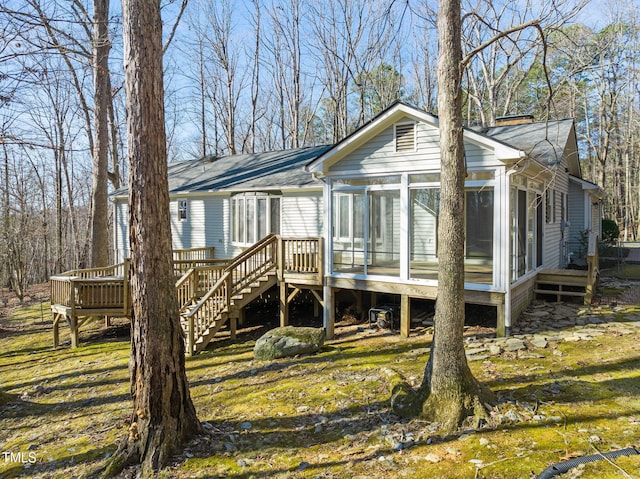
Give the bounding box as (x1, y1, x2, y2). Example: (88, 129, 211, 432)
(467, 354, 489, 361)
(465, 347, 488, 356)
(530, 337, 548, 349)
(424, 453, 442, 463)
(505, 338, 526, 351)
(254, 326, 325, 360)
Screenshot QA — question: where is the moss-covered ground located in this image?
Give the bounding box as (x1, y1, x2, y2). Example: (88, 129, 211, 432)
(1, 287, 639, 479)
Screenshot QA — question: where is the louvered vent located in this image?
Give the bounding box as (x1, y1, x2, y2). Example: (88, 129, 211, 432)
(395, 123, 415, 152)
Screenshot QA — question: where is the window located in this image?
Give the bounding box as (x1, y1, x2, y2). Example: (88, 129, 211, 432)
(545, 189, 555, 224)
(395, 123, 416, 152)
(178, 199, 187, 220)
(465, 188, 494, 260)
(332, 189, 399, 276)
(231, 195, 280, 245)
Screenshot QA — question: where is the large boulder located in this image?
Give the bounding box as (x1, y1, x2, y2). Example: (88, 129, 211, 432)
(254, 326, 325, 360)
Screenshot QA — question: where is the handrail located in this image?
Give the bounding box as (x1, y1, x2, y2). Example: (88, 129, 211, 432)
(224, 233, 278, 272)
(184, 271, 231, 319)
(54, 262, 127, 279)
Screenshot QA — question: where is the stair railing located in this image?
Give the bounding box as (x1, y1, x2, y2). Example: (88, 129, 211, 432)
(182, 234, 278, 354)
(176, 264, 227, 313)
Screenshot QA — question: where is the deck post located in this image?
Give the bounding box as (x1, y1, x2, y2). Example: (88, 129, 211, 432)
(323, 285, 334, 339)
(279, 280, 289, 327)
(70, 315, 79, 348)
(400, 294, 410, 338)
(496, 303, 506, 337)
(187, 316, 194, 356)
(230, 315, 237, 340)
(53, 313, 60, 348)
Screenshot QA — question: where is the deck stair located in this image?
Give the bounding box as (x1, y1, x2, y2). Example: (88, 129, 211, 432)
(534, 269, 588, 302)
(180, 234, 279, 355)
(50, 235, 323, 353)
(535, 235, 599, 304)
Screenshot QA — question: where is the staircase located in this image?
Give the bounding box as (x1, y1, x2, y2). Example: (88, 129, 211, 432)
(534, 269, 588, 302)
(178, 234, 279, 355)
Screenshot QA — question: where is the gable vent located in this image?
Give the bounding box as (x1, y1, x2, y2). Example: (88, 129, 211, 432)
(395, 123, 416, 152)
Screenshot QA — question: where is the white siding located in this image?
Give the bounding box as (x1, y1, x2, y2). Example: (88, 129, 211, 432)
(114, 200, 129, 262)
(543, 162, 571, 269)
(328, 121, 501, 176)
(568, 181, 585, 244)
(169, 195, 227, 254)
(281, 191, 323, 237)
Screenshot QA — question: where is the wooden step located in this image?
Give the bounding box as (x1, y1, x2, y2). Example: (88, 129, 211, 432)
(534, 288, 586, 297)
(536, 279, 587, 287)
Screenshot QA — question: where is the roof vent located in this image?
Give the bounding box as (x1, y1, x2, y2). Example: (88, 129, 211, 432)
(395, 123, 416, 152)
(495, 115, 534, 126)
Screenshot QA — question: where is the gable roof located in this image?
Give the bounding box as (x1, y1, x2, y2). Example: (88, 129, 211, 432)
(306, 102, 525, 174)
(112, 145, 331, 197)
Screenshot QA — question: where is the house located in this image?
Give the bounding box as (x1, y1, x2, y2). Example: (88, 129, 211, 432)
(112, 145, 331, 263)
(110, 102, 603, 348)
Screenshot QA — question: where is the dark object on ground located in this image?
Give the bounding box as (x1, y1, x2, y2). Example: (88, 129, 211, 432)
(536, 447, 640, 479)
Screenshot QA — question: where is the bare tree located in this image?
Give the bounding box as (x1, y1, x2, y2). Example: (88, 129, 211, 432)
(104, 0, 201, 474)
(89, 0, 111, 267)
(391, 0, 494, 432)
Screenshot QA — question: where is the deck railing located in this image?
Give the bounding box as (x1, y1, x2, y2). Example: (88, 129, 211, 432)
(50, 260, 130, 310)
(229, 234, 279, 294)
(51, 236, 324, 354)
(173, 246, 215, 261)
(176, 265, 226, 312)
(280, 237, 324, 283)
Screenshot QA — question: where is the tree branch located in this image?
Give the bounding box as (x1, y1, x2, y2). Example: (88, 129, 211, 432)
(461, 19, 541, 69)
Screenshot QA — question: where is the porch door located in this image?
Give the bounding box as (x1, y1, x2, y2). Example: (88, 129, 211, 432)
(368, 190, 400, 275)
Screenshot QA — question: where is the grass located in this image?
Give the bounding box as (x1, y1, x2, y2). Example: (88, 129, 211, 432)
(1, 289, 640, 478)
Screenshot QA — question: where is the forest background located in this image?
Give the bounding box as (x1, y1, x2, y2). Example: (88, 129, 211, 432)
(0, 0, 639, 298)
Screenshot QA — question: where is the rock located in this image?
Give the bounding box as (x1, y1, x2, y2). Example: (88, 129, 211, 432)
(254, 326, 325, 360)
(424, 453, 442, 463)
(465, 347, 488, 356)
(530, 337, 548, 349)
(467, 354, 489, 361)
(505, 338, 526, 351)
(296, 461, 310, 471)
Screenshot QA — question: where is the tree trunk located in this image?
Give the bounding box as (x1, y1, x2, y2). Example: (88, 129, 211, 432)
(390, 0, 494, 434)
(105, 0, 201, 476)
(89, 0, 111, 268)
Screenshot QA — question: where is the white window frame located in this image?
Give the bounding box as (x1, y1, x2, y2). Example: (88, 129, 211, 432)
(231, 194, 281, 246)
(178, 199, 188, 221)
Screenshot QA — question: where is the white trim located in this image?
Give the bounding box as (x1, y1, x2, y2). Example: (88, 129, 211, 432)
(306, 103, 525, 174)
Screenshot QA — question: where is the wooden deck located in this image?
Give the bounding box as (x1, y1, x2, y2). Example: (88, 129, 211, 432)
(50, 239, 324, 353)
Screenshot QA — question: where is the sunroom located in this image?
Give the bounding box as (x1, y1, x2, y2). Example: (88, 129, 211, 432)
(328, 170, 499, 288)
(305, 102, 535, 337)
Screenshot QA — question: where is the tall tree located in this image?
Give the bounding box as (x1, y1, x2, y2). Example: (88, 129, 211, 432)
(105, 0, 201, 475)
(89, 0, 111, 268)
(416, 0, 494, 432)
(390, 0, 495, 433)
